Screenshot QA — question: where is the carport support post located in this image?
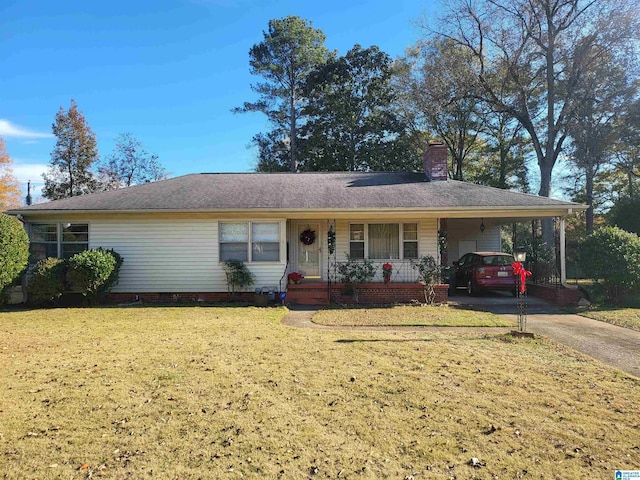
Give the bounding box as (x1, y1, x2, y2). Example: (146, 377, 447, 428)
(559, 216, 567, 286)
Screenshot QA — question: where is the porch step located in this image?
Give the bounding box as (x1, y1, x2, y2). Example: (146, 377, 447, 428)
(285, 284, 330, 306)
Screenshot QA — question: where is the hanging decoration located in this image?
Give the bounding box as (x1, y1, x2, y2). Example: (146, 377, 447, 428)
(512, 262, 532, 294)
(327, 226, 336, 254)
(480, 218, 486, 234)
(300, 228, 316, 246)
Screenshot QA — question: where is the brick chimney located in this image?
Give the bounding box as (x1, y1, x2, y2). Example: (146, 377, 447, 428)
(423, 142, 448, 181)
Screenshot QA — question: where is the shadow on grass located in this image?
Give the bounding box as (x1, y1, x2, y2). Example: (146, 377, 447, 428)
(335, 338, 434, 343)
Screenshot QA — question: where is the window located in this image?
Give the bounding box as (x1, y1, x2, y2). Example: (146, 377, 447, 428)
(220, 222, 249, 262)
(368, 224, 399, 259)
(62, 224, 89, 258)
(29, 223, 89, 263)
(219, 222, 280, 263)
(349, 222, 419, 260)
(251, 223, 279, 262)
(349, 224, 365, 259)
(403, 223, 418, 259)
(30, 224, 58, 261)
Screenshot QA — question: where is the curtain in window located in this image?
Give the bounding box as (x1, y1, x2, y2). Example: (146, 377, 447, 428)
(368, 224, 399, 259)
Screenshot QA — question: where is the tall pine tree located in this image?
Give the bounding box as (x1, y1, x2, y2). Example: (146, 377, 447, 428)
(234, 16, 332, 172)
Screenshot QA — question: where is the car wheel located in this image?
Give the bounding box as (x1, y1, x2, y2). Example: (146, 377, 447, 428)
(466, 280, 475, 296)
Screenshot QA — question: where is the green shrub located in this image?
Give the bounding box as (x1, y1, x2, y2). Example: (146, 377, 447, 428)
(96, 248, 123, 298)
(27, 257, 66, 305)
(337, 255, 376, 285)
(223, 259, 255, 299)
(67, 249, 118, 302)
(336, 255, 376, 303)
(0, 213, 29, 295)
(411, 255, 447, 304)
(577, 226, 640, 302)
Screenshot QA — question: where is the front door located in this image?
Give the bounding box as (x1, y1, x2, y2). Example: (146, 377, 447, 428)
(296, 222, 321, 278)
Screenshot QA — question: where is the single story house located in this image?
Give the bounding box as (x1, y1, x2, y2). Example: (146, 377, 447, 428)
(6, 144, 587, 304)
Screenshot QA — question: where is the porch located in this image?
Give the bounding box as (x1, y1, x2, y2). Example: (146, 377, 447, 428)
(282, 216, 581, 307)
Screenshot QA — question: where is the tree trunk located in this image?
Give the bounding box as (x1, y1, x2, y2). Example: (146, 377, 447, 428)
(289, 91, 297, 172)
(584, 167, 595, 234)
(539, 158, 554, 247)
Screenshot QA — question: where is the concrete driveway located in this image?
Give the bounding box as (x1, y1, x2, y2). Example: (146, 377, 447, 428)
(450, 291, 640, 378)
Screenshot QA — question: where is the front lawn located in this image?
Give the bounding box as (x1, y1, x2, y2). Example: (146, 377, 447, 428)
(578, 308, 640, 331)
(312, 305, 515, 327)
(1, 306, 638, 479)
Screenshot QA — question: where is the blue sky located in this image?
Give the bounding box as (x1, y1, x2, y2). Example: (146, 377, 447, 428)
(1, 0, 436, 200)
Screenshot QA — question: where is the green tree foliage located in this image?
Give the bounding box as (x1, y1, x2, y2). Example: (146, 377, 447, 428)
(43, 100, 100, 200)
(611, 97, 640, 198)
(607, 197, 640, 236)
(577, 226, 640, 301)
(98, 133, 167, 188)
(252, 131, 291, 172)
(0, 213, 29, 293)
(27, 257, 66, 305)
(396, 38, 484, 180)
(564, 53, 636, 233)
(465, 112, 530, 191)
(300, 45, 419, 172)
(433, 0, 639, 242)
(67, 248, 118, 303)
(235, 16, 332, 172)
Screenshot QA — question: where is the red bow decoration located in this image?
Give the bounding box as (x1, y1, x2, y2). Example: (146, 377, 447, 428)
(512, 262, 532, 294)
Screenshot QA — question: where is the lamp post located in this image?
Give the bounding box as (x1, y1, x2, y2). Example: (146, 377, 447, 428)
(514, 247, 528, 332)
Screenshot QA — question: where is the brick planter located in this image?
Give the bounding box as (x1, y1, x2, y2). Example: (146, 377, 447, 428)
(329, 282, 448, 305)
(527, 284, 585, 305)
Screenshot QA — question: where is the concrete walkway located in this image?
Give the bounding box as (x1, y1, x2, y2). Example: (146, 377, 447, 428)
(281, 295, 640, 378)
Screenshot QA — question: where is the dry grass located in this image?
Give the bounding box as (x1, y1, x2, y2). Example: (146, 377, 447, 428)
(578, 308, 640, 331)
(312, 305, 515, 327)
(1, 306, 639, 479)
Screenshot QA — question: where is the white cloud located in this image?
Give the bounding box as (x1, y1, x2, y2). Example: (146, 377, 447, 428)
(12, 163, 49, 184)
(0, 119, 52, 139)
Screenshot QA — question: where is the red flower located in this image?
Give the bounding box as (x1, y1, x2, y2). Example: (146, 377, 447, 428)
(382, 263, 393, 283)
(288, 272, 304, 282)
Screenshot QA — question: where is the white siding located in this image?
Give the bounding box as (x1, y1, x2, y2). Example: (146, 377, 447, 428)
(90, 219, 287, 293)
(418, 218, 438, 259)
(446, 219, 501, 265)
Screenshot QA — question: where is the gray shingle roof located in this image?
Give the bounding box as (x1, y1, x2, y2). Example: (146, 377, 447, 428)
(9, 172, 582, 213)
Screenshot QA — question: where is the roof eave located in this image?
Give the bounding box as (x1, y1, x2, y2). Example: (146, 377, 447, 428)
(5, 204, 588, 219)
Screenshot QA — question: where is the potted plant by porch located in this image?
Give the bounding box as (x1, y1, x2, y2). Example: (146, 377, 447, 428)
(288, 272, 304, 285)
(382, 263, 393, 284)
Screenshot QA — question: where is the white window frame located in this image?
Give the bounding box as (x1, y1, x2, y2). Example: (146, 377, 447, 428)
(219, 221, 281, 263)
(402, 222, 419, 260)
(348, 222, 419, 260)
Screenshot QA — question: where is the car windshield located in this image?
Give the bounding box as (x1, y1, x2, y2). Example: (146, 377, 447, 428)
(481, 255, 514, 266)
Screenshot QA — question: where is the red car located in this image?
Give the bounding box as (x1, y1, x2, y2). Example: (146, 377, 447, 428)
(450, 252, 516, 296)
